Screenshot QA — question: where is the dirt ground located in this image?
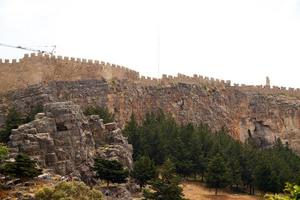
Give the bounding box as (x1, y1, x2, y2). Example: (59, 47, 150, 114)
(182, 181, 264, 200)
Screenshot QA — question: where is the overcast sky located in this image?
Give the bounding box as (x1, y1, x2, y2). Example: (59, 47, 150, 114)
(1, 0, 300, 88)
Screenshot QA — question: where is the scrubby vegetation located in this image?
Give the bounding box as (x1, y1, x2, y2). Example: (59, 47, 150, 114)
(35, 181, 103, 200)
(0, 143, 8, 162)
(83, 106, 115, 123)
(265, 183, 300, 200)
(124, 110, 300, 195)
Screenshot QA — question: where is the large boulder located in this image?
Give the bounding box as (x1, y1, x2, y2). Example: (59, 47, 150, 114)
(8, 101, 133, 180)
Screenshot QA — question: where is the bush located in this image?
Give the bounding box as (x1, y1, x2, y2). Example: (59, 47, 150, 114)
(265, 183, 300, 200)
(1, 154, 42, 181)
(0, 143, 8, 162)
(84, 106, 115, 123)
(35, 181, 103, 200)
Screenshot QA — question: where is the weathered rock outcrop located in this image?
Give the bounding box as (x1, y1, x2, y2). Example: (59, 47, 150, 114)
(1, 79, 300, 154)
(8, 101, 133, 180)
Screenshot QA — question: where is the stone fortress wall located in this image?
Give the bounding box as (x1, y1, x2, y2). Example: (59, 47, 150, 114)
(0, 53, 299, 97)
(0, 53, 139, 93)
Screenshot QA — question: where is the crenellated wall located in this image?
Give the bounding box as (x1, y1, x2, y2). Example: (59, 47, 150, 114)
(1, 54, 300, 98)
(0, 53, 139, 93)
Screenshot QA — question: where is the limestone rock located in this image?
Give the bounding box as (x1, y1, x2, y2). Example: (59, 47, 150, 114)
(100, 185, 132, 200)
(8, 101, 133, 180)
(2, 79, 300, 154)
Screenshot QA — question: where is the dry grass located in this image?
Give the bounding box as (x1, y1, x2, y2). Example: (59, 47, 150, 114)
(182, 181, 264, 200)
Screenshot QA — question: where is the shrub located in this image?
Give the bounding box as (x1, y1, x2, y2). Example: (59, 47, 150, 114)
(84, 106, 114, 123)
(35, 181, 103, 200)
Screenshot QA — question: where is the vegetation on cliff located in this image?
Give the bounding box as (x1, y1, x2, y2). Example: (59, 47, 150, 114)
(0, 105, 43, 143)
(0, 108, 23, 143)
(84, 106, 115, 123)
(1, 154, 42, 181)
(124, 111, 300, 194)
(0, 143, 8, 162)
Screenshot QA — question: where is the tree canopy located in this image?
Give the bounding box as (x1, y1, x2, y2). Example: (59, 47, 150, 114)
(131, 155, 157, 188)
(143, 159, 186, 200)
(1, 153, 42, 181)
(205, 154, 230, 195)
(93, 158, 129, 187)
(124, 111, 300, 194)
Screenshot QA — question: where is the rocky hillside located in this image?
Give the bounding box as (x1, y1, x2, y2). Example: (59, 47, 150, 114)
(8, 101, 133, 183)
(0, 79, 300, 154)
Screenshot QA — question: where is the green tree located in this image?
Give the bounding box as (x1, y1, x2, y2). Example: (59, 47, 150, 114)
(205, 154, 230, 195)
(35, 181, 103, 200)
(0, 143, 8, 178)
(254, 158, 281, 193)
(0, 143, 8, 162)
(0, 107, 23, 143)
(240, 147, 257, 194)
(1, 154, 42, 181)
(131, 156, 157, 188)
(93, 158, 129, 187)
(84, 106, 114, 123)
(123, 114, 141, 160)
(123, 110, 300, 194)
(143, 159, 186, 200)
(25, 104, 44, 123)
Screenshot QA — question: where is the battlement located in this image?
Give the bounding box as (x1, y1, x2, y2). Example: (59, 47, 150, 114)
(0, 53, 140, 93)
(0, 54, 300, 97)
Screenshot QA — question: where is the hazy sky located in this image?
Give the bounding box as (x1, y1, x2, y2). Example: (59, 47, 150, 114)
(1, 0, 300, 88)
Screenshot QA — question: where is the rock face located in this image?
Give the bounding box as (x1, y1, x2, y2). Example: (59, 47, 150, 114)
(1, 79, 300, 154)
(8, 101, 133, 179)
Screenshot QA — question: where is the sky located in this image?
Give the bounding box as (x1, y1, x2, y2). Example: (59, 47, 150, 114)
(0, 0, 300, 88)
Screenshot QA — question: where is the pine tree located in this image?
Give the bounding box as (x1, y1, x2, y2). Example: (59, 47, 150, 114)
(2, 154, 42, 181)
(205, 154, 230, 195)
(123, 114, 141, 160)
(0, 108, 23, 143)
(143, 159, 186, 200)
(131, 156, 157, 188)
(254, 159, 281, 193)
(93, 158, 129, 187)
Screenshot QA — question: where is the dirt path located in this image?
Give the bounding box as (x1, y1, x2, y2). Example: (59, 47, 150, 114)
(182, 181, 263, 200)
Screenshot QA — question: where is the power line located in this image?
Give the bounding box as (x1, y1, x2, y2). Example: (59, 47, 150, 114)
(0, 43, 56, 55)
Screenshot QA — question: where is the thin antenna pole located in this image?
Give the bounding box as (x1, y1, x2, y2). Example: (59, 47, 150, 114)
(157, 25, 160, 78)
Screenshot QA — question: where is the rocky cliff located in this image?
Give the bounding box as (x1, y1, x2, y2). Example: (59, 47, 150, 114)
(1, 79, 300, 154)
(7, 101, 133, 183)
